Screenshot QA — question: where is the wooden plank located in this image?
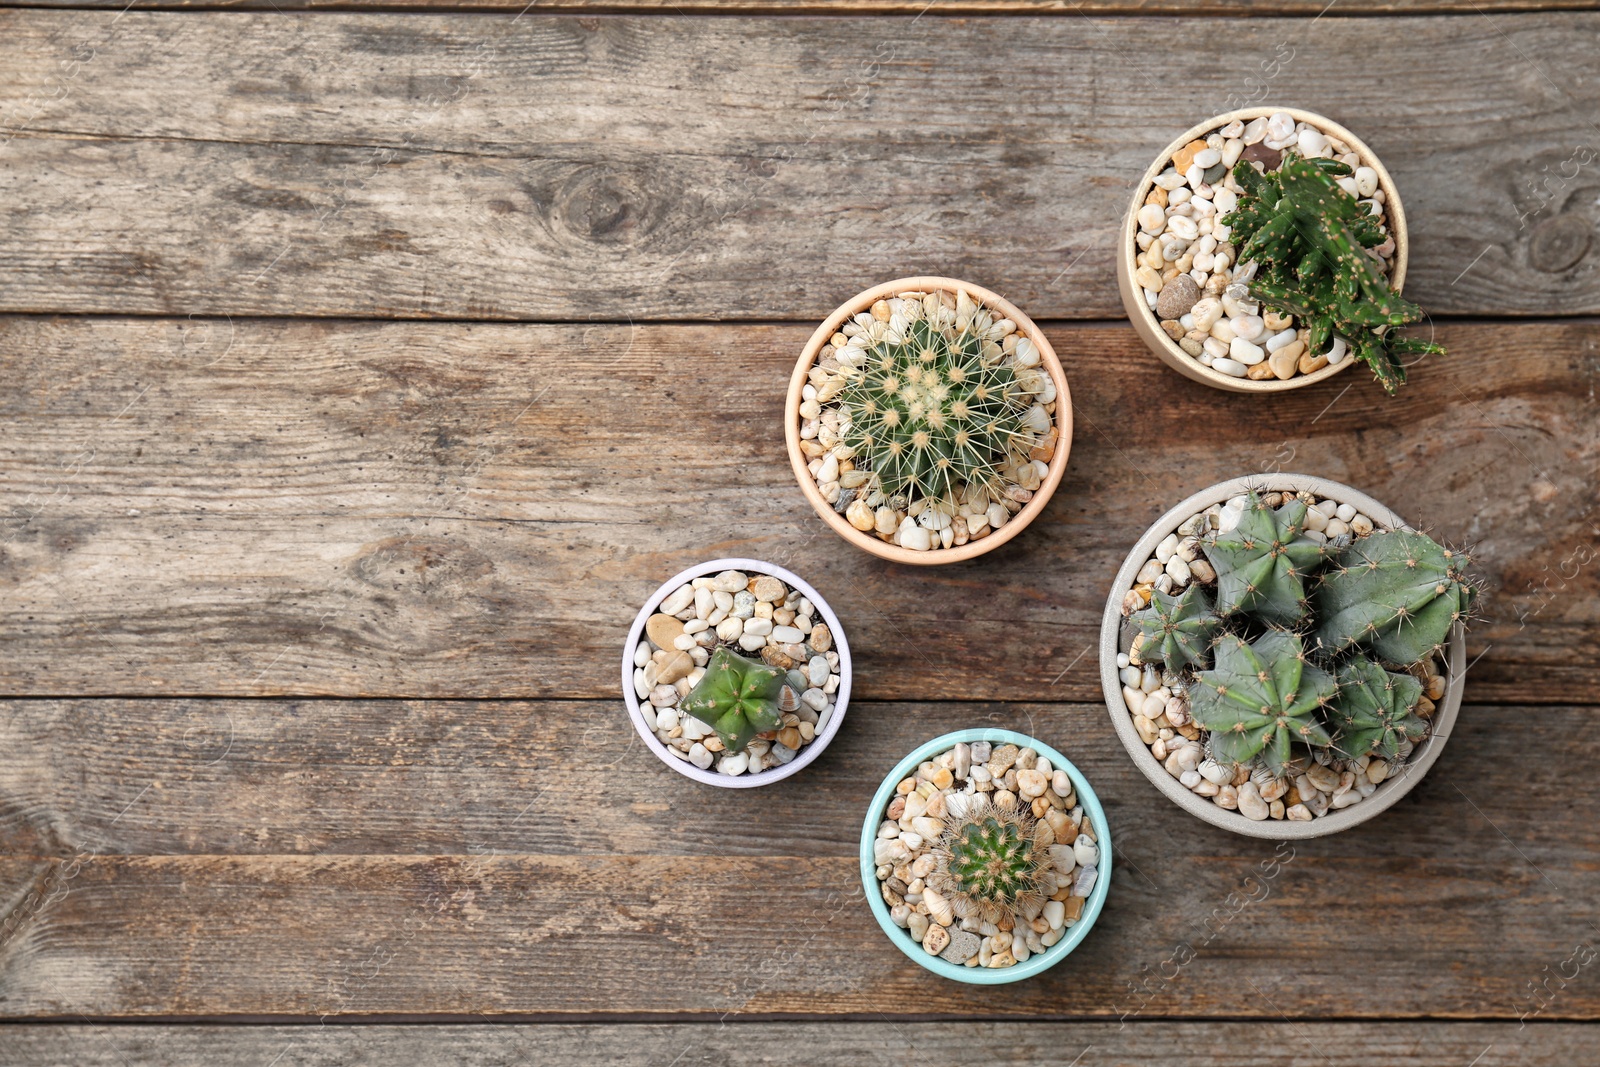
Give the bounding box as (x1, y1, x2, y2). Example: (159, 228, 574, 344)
(0, 1021, 1594, 1065)
(1, 699, 1596, 1018)
(1, 317, 1595, 704)
(8, 0, 1597, 12)
(1, 12, 1597, 319)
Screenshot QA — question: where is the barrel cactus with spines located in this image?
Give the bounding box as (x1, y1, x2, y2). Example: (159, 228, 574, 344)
(1187, 629, 1338, 775)
(1312, 529, 1477, 664)
(1202, 490, 1328, 624)
(927, 794, 1052, 926)
(678, 647, 787, 754)
(839, 309, 1028, 503)
(1328, 656, 1428, 761)
(1131, 584, 1223, 672)
(1224, 152, 1444, 394)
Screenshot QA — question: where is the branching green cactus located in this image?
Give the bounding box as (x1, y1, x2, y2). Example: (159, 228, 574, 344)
(1131, 584, 1223, 672)
(1313, 529, 1476, 664)
(840, 312, 1026, 502)
(1188, 630, 1337, 774)
(1224, 152, 1444, 394)
(928, 795, 1052, 925)
(678, 647, 786, 753)
(1329, 656, 1427, 760)
(1202, 491, 1328, 625)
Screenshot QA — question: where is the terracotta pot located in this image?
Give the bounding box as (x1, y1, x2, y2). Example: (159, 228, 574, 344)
(623, 557, 851, 788)
(786, 277, 1073, 564)
(1117, 108, 1409, 393)
(859, 729, 1111, 982)
(1099, 474, 1465, 839)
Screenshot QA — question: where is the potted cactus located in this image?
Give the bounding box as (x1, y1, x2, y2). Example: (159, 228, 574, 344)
(860, 729, 1111, 981)
(623, 558, 850, 787)
(1118, 107, 1442, 393)
(1099, 475, 1478, 838)
(787, 277, 1074, 563)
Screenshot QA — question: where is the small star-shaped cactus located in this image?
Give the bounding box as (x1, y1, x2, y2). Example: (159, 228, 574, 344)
(1328, 656, 1428, 761)
(1188, 629, 1337, 775)
(1202, 491, 1329, 625)
(678, 647, 786, 753)
(1130, 584, 1223, 672)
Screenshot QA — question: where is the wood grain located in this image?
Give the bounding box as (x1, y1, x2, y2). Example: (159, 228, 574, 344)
(10, 0, 1600, 13)
(1, 12, 1597, 319)
(2, 698, 1596, 1018)
(1, 317, 1595, 703)
(0, 1021, 1593, 1065)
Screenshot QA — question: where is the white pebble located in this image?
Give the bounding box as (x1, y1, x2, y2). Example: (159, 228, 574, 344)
(1212, 357, 1248, 377)
(1265, 328, 1299, 352)
(1138, 204, 1167, 233)
(718, 752, 748, 775)
(1229, 338, 1265, 366)
(1297, 128, 1328, 156)
(688, 743, 713, 769)
(1193, 147, 1222, 168)
(1326, 336, 1349, 365)
(1354, 166, 1379, 197)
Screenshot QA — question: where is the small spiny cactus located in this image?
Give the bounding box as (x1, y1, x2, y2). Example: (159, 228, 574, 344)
(1328, 656, 1428, 761)
(1131, 584, 1224, 672)
(1224, 152, 1444, 394)
(927, 794, 1052, 925)
(1188, 629, 1337, 775)
(678, 646, 787, 754)
(1202, 491, 1328, 625)
(1312, 529, 1476, 664)
(839, 303, 1028, 503)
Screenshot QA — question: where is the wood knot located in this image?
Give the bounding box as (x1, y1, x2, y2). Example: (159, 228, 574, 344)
(349, 536, 493, 594)
(1527, 213, 1592, 274)
(553, 165, 655, 247)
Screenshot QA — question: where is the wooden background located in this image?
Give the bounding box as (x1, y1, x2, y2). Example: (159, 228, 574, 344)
(2, 2, 1598, 1063)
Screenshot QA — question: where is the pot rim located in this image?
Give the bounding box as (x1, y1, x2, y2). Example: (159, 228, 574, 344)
(786, 276, 1074, 565)
(622, 557, 852, 788)
(858, 727, 1112, 983)
(1097, 474, 1466, 839)
(1116, 107, 1411, 394)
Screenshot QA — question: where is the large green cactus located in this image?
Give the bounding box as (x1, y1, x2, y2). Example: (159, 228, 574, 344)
(928, 795, 1053, 925)
(1188, 630, 1337, 774)
(1328, 656, 1428, 760)
(1313, 529, 1475, 664)
(840, 309, 1027, 503)
(1131, 584, 1223, 672)
(1224, 153, 1444, 394)
(678, 647, 786, 753)
(1202, 491, 1328, 625)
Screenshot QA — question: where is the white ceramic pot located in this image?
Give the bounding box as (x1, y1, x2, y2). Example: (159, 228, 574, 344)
(1099, 474, 1465, 838)
(623, 558, 851, 788)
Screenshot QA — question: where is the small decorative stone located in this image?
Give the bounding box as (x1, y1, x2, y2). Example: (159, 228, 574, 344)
(939, 928, 981, 964)
(1156, 275, 1202, 321)
(646, 613, 685, 649)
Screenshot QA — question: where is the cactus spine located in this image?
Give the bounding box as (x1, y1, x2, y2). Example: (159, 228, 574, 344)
(927, 794, 1053, 925)
(1131, 584, 1223, 672)
(677, 646, 787, 754)
(1223, 152, 1444, 394)
(1187, 629, 1337, 775)
(840, 303, 1027, 503)
(1313, 530, 1476, 664)
(1201, 491, 1328, 625)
